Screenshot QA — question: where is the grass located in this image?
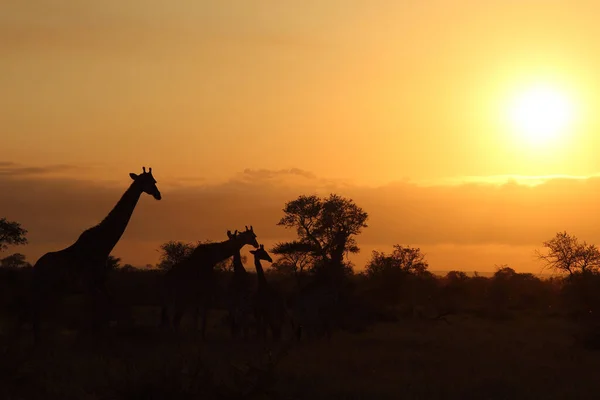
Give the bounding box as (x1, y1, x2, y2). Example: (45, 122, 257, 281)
(1, 310, 599, 400)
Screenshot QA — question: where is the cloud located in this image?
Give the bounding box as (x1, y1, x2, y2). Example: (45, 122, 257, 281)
(2, 165, 600, 272)
(240, 168, 317, 182)
(0, 163, 79, 176)
(1, 2, 325, 57)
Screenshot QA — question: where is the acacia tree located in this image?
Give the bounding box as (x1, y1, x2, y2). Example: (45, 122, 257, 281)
(0, 218, 28, 252)
(270, 241, 314, 285)
(106, 255, 122, 270)
(445, 270, 468, 282)
(274, 194, 368, 282)
(365, 245, 430, 279)
(0, 252, 30, 268)
(364, 245, 430, 305)
(536, 231, 600, 276)
(157, 240, 196, 270)
(121, 263, 136, 271)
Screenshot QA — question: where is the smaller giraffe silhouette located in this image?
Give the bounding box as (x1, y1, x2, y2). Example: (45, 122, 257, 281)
(31, 167, 161, 344)
(225, 230, 255, 339)
(160, 226, 259, 338)
(251, 244, 287, 341)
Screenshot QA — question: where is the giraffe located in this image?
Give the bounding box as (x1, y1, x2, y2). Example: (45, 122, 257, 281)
(225, 230, 255, 339)
(251, 244, 287, 341)
(160, 226, 259, 338)
(30, 167, 161, 344)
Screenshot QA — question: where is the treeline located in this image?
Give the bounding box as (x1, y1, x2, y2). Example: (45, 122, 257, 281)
(2, 197, 600, 344)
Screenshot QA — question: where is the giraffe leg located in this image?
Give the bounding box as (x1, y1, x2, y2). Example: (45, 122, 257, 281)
(160, 306, 170, 328)
(242, 314, 250, 340)
(229, 309, 238, 338)
(255, 316, 261, 339)
(270, 322, 282, 342)
(191, 306, 199, 331)
(173, 306, 185, 330)
(32, 295, 43, 346)
(90, 285, 111, 334)
(31, 279, 49, 346)
(200, 306, 209, 339)
(324, 321, 332, 341)
(31, 285, 54, 346)
(258, 316, 268, 340)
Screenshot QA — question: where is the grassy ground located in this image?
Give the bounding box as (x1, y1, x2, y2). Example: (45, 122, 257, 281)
(1, 310, 599, 400)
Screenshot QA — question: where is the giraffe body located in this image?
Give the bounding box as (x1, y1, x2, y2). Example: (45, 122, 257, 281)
(31, 168, 161, 344)
(160, 226, 259, 339)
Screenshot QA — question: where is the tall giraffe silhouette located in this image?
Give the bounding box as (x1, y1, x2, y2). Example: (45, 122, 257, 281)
(252, 244, 287, 341)
(225, 230, 254, 339)
(160, 226, 259, 338)
(31, 167, 161, 344)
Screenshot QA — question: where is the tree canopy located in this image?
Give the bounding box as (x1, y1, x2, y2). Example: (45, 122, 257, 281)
(0, 252, 30, 268)
(106, 255, 122, 270)
(365, 245, 429, 279)
(273, 194, 368, 281)
(0, 218, 28, 252)
(536, 231, 600, 276)
(157, 240, 196, 271)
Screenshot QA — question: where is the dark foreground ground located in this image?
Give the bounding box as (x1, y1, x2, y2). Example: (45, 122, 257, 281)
(1, 309, 599, 400)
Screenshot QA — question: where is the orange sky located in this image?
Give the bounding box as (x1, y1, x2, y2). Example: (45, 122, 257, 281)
(3, 1, 600, 272)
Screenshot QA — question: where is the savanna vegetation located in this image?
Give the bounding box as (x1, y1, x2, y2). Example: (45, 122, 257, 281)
(1, 198, 600, 399)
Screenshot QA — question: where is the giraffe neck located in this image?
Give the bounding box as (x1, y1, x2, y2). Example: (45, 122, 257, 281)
(232, 251, 246, 275)
(72, 181, 143, 258)
(254, 257, 268, 286)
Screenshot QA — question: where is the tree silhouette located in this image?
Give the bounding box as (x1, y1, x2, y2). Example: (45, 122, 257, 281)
(274, 194, 368, 282)
(0, 218, 28, 252)
(364, 245, 430, 306)
(121, 263, 136, 271)
(107, 255, 122, 270)
(271, 241, 313, 285)
(536, 231, 600, 276)
(365, 245, 429, 278)
(445, 270, 468, 282)
(157, 240, 196, 271)
(493, 265, 517, 280)
(0, 252, 30, 268)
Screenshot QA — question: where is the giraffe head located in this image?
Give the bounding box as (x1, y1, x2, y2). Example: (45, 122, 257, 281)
(230, 225, 259, 248)
(129, 166, 162, 200)
(250, 244, 273, 263)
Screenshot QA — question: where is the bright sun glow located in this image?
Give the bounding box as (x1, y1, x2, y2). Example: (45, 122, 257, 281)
(508, 84, 575, 146)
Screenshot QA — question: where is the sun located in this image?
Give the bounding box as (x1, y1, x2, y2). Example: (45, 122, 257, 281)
(507, 84, 575, 146)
